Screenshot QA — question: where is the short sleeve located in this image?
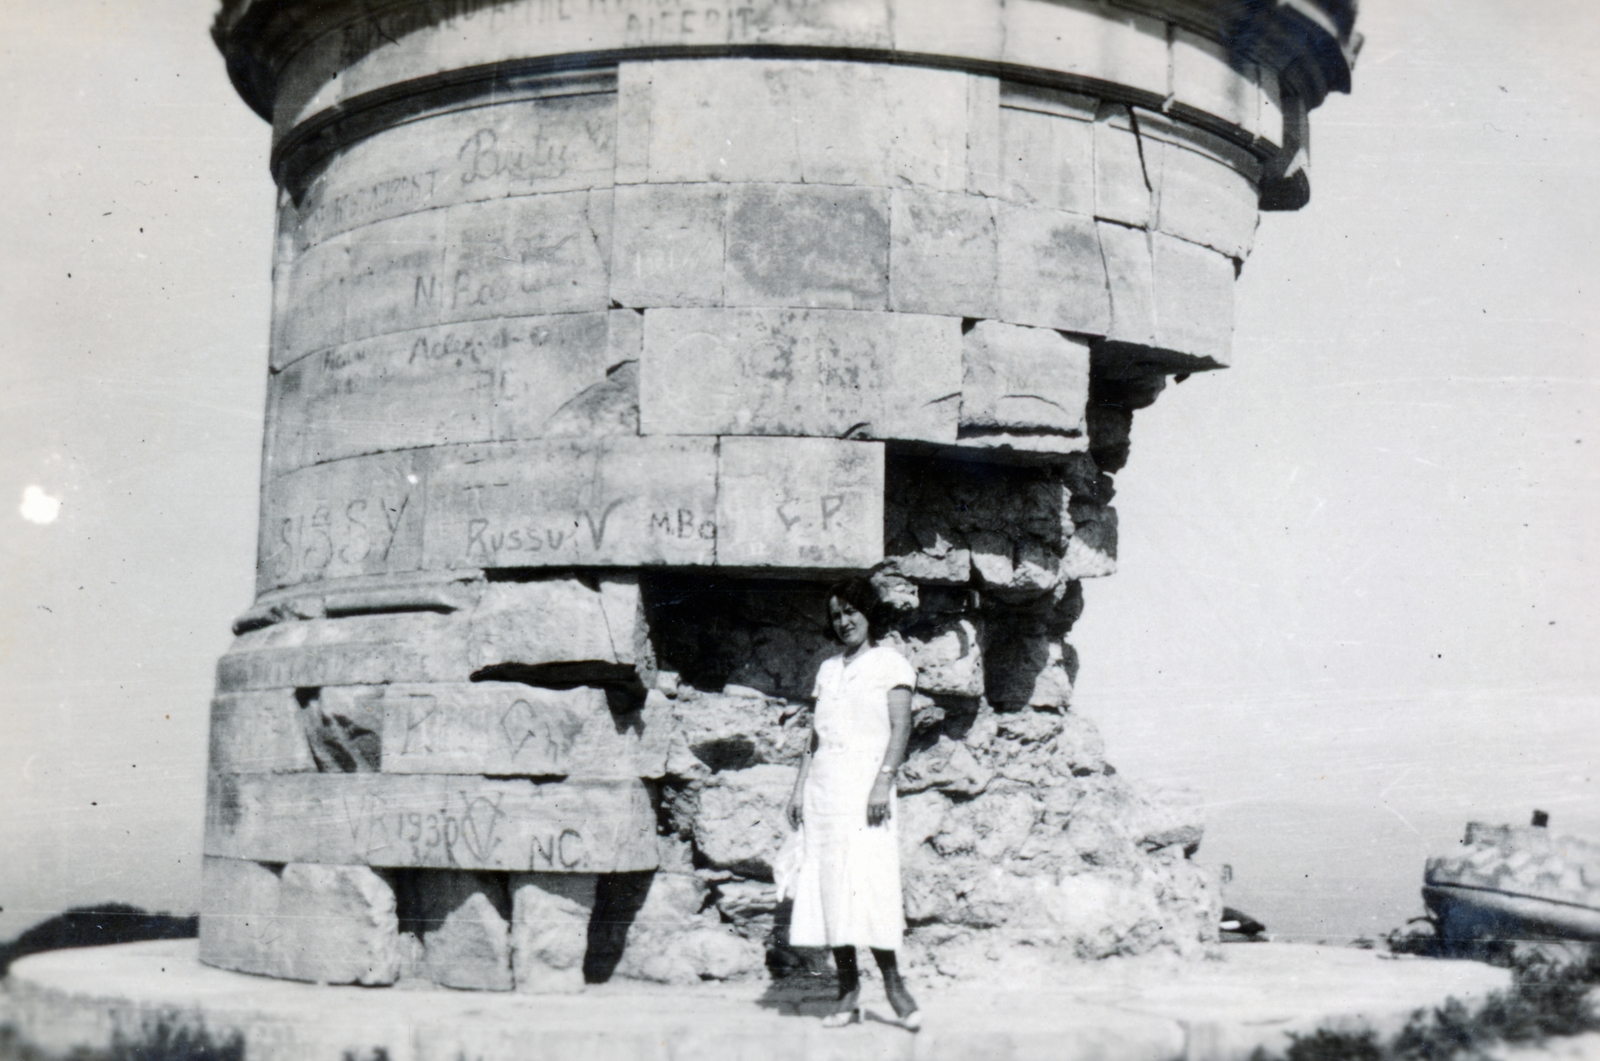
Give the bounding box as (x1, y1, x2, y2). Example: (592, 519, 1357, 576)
(810, 656, 833, 700)
(876, 646, 917, 693)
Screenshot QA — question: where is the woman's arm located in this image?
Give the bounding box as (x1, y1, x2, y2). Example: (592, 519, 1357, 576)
(866, 686, 912, 827)
(786, 728, 816, 829)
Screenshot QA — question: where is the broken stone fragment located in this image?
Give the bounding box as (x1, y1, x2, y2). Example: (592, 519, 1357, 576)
(510, 872, 598, 993)
(301, 686, 383, 772)
(401, 870, 513, 990)
(984, 632, 1077, 710)
(894, 618, 985, 699)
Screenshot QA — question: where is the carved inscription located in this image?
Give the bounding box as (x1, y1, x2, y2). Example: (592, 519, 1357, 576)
(265, 313, 615, 473)
(264, 495, 413, 583)
(335, 0, 883, 62)
(640, 308, 961, 443)
(423, 438, 718, 569)
(374, 682, 667, 778)
(295, 95, 616, 251)
(716, 436, 885, 567)
(205, 773, 658, 873)
(259, 446, 425, 591)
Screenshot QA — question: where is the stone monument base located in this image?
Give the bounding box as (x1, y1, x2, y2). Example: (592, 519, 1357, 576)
(1, 939, 1510, 1061)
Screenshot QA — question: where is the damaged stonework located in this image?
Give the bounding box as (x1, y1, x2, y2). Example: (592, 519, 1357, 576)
(204, 0, 1357, 993)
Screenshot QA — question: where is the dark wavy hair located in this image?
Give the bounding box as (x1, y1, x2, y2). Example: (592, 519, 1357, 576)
(823, 577, 893, 642)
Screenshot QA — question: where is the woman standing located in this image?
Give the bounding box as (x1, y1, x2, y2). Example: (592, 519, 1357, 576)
(785, 577, 920, 1030)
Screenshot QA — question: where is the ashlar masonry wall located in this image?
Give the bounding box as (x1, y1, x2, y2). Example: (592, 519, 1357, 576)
(203, 0, 1359, 989)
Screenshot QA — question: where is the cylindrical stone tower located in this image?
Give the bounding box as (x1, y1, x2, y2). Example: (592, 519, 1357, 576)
(203, 0, 1358, 989)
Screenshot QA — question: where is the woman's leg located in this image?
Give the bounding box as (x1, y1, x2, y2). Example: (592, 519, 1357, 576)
(871, 948, 919, 1023)
(832, 946, 859, 1000)
(820, 946, 862, 1026)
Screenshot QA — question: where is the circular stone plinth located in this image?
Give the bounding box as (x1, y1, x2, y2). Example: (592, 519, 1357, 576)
(0, 940, 1510, 1061)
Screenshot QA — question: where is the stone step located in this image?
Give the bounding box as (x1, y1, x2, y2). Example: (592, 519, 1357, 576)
(0, 940, 1513, 1061)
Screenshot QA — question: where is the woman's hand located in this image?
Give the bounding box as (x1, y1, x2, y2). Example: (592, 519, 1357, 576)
(867, 776, 893, 827)
(786, 792, 803, 830)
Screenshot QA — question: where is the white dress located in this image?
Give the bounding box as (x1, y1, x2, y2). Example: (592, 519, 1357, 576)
(788, 644, 916, 951)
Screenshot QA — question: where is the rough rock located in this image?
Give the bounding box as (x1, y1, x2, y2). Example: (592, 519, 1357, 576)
(608, 870, 765, 985)
(690, 765, 797, 880)
(665, 689, 811, 773)
(510, 872, 597, 993)
(984, 633, 1077, 710)
(1427, 823, 1600, 909)
(894, 618, 985, 699)
(401, 870, 513, 990)
(888, 709, 1216, 973)
(899, 736, 993, 797)
(712, 878, 781, 944)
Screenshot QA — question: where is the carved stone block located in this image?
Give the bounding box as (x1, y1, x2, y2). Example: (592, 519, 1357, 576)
(637, 59, 965, 191)
(1154, 140, 1259, 261)
(715, 437, 884, 569)
(1153, 233, 1235, 364)
(422, 438, 719, 571)
(1001, 0, 1169, 99)
(996, 202, 1110, 333)
(960, 320, 1090, 438)
(640, 307, 960, 442)
(1098, 221, 1159, 346)
(378, 682, 670, 778)
(256, 449, 427, 592)
(999, 93, 1096, 214)
(1170, 28, 1257, 133)
(1094, 107, 1153, 229)
(216, 613, 471, 692)
(610, 183, 727, 308)
(890, 0, 1003, 61)
(205, 773, 659, 873)
(724, 183, 890, 310)
(208, 692, 316, 775)
(465, 576, 644, 675)
(292, 92, 617, 252)
(199, 855, 402, 985)
(888, 188, 999, 319)
(277, 193, 613, 366)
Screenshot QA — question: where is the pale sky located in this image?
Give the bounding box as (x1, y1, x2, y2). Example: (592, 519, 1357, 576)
(1, 0, 1596, 944)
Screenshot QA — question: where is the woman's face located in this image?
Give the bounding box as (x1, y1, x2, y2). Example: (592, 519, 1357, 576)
(829, 596, 870, 649)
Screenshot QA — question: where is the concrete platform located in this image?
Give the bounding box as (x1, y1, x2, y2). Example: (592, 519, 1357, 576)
(0, 940, 1511, 1061)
